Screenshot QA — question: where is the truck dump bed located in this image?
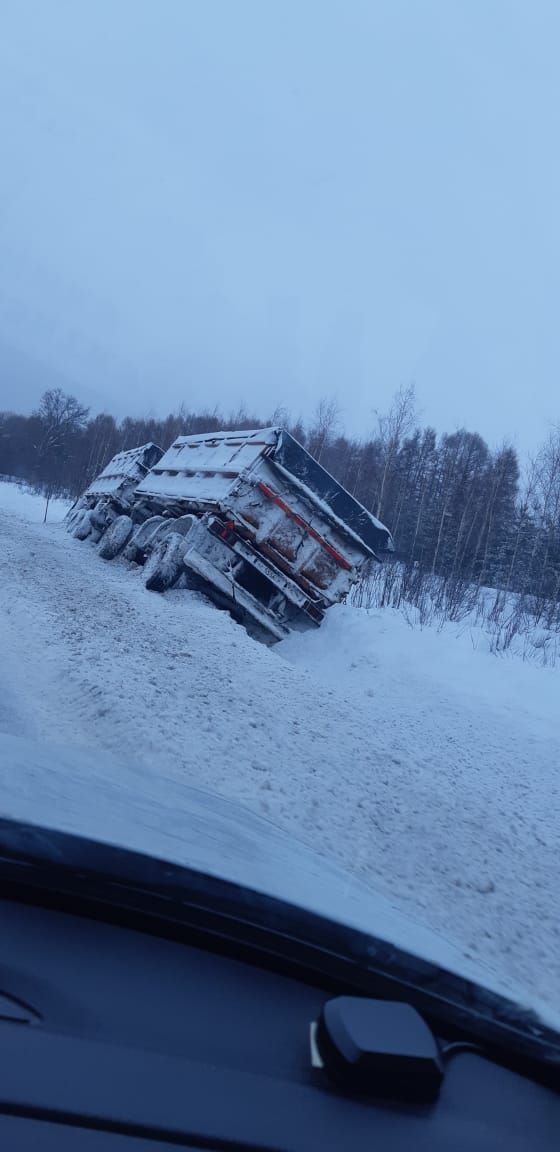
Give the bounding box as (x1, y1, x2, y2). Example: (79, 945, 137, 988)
(135, 428, 391, 556)
(135, 428, 393, 637)
(86, 443, 163, 503)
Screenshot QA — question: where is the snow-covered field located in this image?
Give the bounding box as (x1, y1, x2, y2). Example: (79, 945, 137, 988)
(0, 479, 559, 1023)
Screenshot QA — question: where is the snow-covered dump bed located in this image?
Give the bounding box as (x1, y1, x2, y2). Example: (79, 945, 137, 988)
(135, 429, 277, 508)
(86, 443, 163, 499)
(135, 428, 393, 559)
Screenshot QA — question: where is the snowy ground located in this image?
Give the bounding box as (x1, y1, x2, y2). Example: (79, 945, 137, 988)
(0, 480, 559, 1023)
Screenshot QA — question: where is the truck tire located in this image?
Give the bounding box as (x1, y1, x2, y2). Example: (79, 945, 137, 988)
(123, 516, 165, 564)
(144, 533, 187, 592)
(72, 510, 94, 540)
(66, 498, 90, 529)
(90, 500, 116, 534)
(144, 514, 196, 554)
(166, 514, 196, 537)
(98, 514, 134, 560)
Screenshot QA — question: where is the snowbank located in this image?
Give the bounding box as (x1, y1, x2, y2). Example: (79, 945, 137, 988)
(281, 602, 559, 737)
(0, 479, 70, 523)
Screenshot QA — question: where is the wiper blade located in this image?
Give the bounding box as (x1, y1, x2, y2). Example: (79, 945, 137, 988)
(0, 817, 559, 1088)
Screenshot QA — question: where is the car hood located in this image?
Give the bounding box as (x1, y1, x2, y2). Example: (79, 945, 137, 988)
(0, 731, 555, 1031)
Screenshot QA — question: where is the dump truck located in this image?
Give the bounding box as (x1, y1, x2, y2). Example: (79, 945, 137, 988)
(68, 428, 393, 641)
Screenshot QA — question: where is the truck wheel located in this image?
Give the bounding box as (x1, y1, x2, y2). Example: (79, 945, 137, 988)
(66, 501, 88, 531)
(167, 514, 196, 537)
(72, 510, 94, 540)
(66, 510, 82, 531)
(98, 514, 134, 560)
(145, 520, 173, 549)
(144, 515, 194, 553)
(144, 533, 187, 592)
(90, 500, 116, 533)
(123, 516, 165, 564)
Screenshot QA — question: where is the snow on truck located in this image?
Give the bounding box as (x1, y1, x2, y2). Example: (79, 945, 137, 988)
(67, 428, 393, 641)
(69, 442, 164, 536)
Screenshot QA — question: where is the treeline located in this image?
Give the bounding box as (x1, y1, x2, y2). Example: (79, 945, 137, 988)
(1, 386, 559, 606)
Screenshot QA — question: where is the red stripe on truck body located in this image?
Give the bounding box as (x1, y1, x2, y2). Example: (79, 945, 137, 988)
(257, 482, 352, 571)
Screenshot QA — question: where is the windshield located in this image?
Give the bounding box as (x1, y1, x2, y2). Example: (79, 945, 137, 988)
(0, 0, 558, 1038)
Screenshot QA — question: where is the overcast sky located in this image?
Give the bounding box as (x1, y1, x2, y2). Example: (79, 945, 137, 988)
(0, 1, 559, 450)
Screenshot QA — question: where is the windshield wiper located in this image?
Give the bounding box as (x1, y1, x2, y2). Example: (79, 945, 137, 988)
(0, 817, 558, 1091)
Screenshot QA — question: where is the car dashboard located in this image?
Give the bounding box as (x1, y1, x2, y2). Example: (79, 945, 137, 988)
(1, 888, 559, 1151)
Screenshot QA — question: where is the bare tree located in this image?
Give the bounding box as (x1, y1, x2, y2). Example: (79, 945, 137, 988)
(36, 389, 89, 450)
(374, 384, 416, 521)
(34, 388, 89, 520)
(269, 404, 291, 427)
(307, 396, 341, 463)
(528, 428, 560, 602)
